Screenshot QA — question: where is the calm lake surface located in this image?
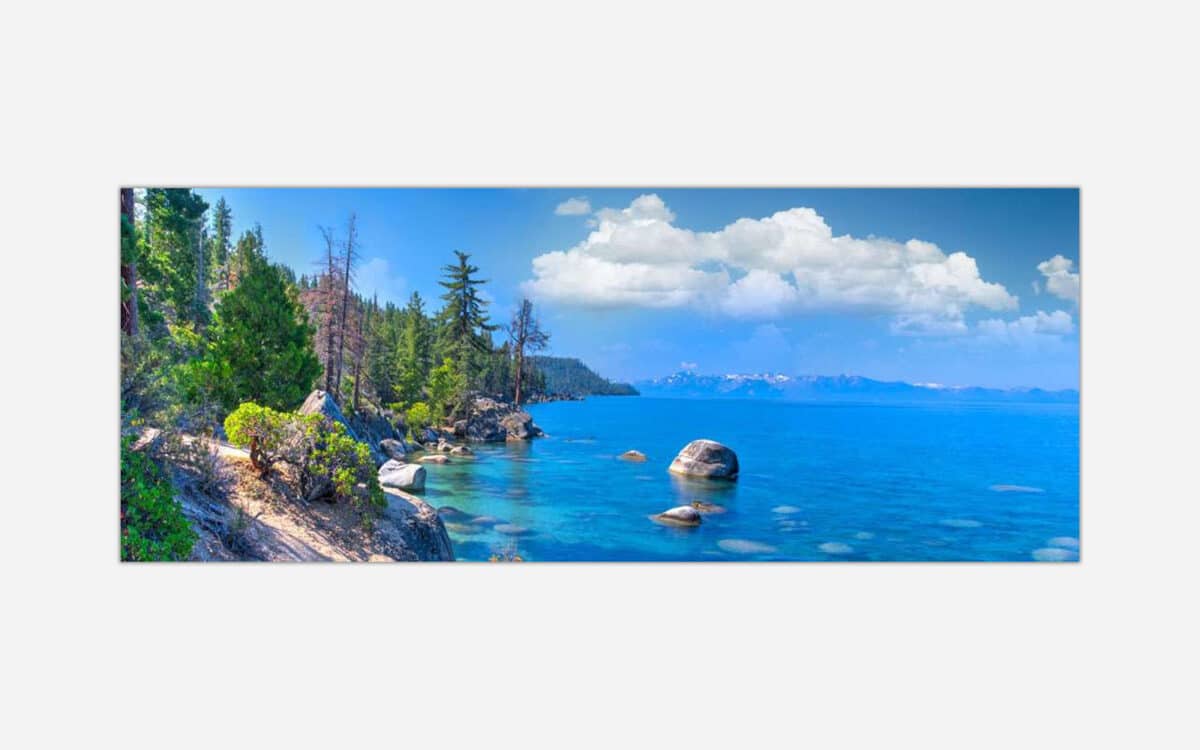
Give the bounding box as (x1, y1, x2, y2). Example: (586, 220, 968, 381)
(423, 397, 1079, 562)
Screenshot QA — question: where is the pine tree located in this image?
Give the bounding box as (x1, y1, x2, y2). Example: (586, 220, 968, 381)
(437, 250, 496, 387)
(396, 292, 433, 406)
(143, 188, 209, 327)
(210, 196, 233, 289)
(206, 242, 321, 412)
(120, 188, 138, 336)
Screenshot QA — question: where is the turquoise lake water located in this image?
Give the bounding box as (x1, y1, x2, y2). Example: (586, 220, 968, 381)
(421, 397, 1079, 562)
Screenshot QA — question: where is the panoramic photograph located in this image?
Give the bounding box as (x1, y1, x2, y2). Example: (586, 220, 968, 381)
(119, 187, 1080, 562)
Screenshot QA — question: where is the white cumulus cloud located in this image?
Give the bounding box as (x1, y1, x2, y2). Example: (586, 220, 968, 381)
(554, 197, 592, 216)
(977, 310, 1075, 343)
(522, 194, 1018, 332)
(1036, 254, 1080, 305)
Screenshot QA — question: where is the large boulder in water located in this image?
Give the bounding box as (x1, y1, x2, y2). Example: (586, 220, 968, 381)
(378, 459, 426, 492)
(652, 505, 703, 527)
(668, 439, 739, 480)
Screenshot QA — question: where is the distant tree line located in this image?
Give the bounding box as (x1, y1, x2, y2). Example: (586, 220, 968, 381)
(527, 356, 638, 396)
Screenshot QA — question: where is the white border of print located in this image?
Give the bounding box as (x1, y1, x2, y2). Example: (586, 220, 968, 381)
(4, 1, 1196, 749)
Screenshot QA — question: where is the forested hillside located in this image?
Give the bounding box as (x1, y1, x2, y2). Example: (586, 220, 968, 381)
(119, 188, 557, 560)
(528, 356, 638, 396)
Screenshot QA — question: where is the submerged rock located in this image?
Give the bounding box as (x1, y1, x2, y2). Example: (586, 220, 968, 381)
(652, 505, 702, 527)
(690, 500, 727, 514)
(989, 484, 1045, 493)
(377, 460, 426, 492)
(449, 445, 474, 457)
(494, 523, 531, 536)
(668, 439, 739, 480)
(1033, 547, 1076, 562)
(717, 538, 777, 554)
(419, 454, 450, 464)
(819, 542, 854, 556)
(619, 450, 648, 462)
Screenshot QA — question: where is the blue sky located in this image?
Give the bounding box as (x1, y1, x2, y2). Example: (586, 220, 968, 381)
(194, 187, 1080, 389)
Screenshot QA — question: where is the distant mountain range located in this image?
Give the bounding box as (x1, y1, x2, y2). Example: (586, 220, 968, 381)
(530, 356, 639, 397)
(633, 371, 1078, 403)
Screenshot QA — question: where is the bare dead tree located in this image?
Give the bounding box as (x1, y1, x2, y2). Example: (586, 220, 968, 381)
(120, 188, 138, 336)
(318, 226, 342, 394)
(333, 213, 359, 397)
(509, 298, 550, 406)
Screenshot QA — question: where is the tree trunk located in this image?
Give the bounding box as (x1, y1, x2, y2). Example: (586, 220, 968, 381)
(322, 234, 337, 394)
(120, 188, 138, 336)
(334, 215, 356, 396)
(514, 348, 524, 406)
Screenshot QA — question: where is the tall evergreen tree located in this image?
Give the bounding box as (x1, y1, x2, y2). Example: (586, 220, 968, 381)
(396, 292, 433, 406)
(210, 196, 233, 289)
(120, 188, 139, 336)
(143, 188, 209, 327)
(206, 242, 321, 412)
(437, 250, 496, 385)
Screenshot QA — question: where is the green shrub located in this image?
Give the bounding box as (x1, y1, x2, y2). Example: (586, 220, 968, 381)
(308, 422, 386, 513)
(121, 437, 197, 561)
(225, 401, 385, 523)
(405, 401, 432, 438)
(224, 402, 293, 476)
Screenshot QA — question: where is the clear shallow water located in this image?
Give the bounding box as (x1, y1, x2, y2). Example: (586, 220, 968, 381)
(421, 397, 1079, 562)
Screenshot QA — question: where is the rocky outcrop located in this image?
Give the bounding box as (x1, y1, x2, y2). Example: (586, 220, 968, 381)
(652, 505, 703, 527)
(419, 454, 450, 464)
(619, 450, 647, 462)
(462, 397, 543, 442)
(299, 390, 402, 467)
(378, 459, 426, 492)
(299, 390, 357, 438)
(668, 439, 739, 480)
(379, 488, 455, 561)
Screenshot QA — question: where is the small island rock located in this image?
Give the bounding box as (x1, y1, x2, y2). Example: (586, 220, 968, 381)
(652, 505, 703, 527)
(668, 439, 739, 480)
(619, 450, 648, 462)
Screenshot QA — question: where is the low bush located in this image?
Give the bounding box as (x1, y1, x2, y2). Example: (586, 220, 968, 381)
(121, 437, 197, 561)
(225, 401, 385, 522)
(404, 401, 432, 439)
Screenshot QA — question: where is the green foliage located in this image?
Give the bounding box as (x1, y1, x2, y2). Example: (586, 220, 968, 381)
(405, 401, 432, 437)
(121, 437, 197, 561)
(206, 242, 321, 412)
(223, 402, 294, 475)
(225, 402, 383, 518)
(528, 356, 638, 396)
(437, 251, 496, 384)
(209, 196, 233, 285)
(143, 188, 210, 327)
(427, 357, 466, 422)
(396, 292, 434, 406)
(308, 422, 386, 512)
